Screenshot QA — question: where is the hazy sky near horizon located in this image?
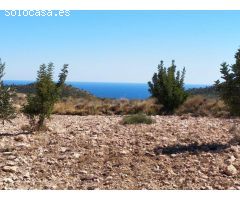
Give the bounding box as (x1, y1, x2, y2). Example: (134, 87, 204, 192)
(0, 10, 240, 84)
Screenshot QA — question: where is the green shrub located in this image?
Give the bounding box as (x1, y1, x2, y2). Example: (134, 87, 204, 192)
(0, 59, 16, 125)
(148, 60, 188, 114)
(23, 63, 68, 130)
(121, 114, 155, 125)
(215, 48, 240, 116)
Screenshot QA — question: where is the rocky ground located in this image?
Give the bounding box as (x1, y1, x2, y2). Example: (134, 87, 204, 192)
(0, 115, 240, 190)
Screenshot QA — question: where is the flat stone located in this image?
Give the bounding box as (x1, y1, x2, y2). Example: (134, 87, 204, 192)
(23, 171, 30, 179)
(47, 160, 55, 165)
(48, 127, 54, 132)
(15, 143, 30, 148)
(7, 155, 17, 160)
(80, 174, 97, 181)
(5, 161, 17, 166)
(73, 153, 81, 159)
(3, 178, 14, 184)
(2, 166, 18, 173)
(79, 170, 88, 175)
(120, 150, 129, 155)
(229, 155, 236, 163)
(60, 147, 70, 153)
(2, 152, 13, 156)
(14, 135, 26, 142)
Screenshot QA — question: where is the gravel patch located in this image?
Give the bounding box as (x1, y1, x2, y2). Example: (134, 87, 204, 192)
(0, 115, 239, 190)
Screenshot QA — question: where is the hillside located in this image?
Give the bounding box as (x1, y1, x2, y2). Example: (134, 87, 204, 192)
(8, 83, 94, 99)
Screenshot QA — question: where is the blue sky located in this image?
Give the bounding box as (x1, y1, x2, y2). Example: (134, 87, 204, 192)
(0, 10, 240, 84)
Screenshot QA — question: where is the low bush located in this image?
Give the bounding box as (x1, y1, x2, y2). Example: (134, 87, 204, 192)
(121, 114, 155, 125)
(148, 60, 188, 113)
(23, 63, 68, 130)
(215, 48, 240, 116)
(0, 59, 16, 125)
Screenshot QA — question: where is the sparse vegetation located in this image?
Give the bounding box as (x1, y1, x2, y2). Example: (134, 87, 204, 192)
(54, 95, 226, 117)
(0, 59, 16, 125)
(23, 63, 68, 130)
(121, 113, 155, 125)
(2, 52, 240, 119)
(53, 97, 162, 115)
(148, 60, 188, 114)
(215, 48, 240, 116)
(176, 95, 228, 117)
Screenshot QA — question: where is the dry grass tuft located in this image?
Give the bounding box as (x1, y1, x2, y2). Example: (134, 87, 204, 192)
(176, 95, 229, 117)
(53, 97, 162, 116)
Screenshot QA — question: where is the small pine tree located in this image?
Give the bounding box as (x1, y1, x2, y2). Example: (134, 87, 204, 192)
(215, 48, 240, 116)
(148, 60, 188, 113)
(0, 59, 16, 125)
(23, 63, 68, 130)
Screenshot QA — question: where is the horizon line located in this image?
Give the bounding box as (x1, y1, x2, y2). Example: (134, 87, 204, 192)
(4, 79, 212, 86)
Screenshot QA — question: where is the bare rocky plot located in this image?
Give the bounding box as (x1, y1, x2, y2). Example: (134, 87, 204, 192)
(0, 115, 240, 190)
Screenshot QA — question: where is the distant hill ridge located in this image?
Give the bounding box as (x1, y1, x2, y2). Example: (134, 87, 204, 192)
(5, 82, 218, 99)
(7, 83, 94, 99)
(186, 85, 218, 98)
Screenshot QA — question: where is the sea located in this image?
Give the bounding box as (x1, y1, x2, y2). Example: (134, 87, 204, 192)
(4, 80, 209, 100)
